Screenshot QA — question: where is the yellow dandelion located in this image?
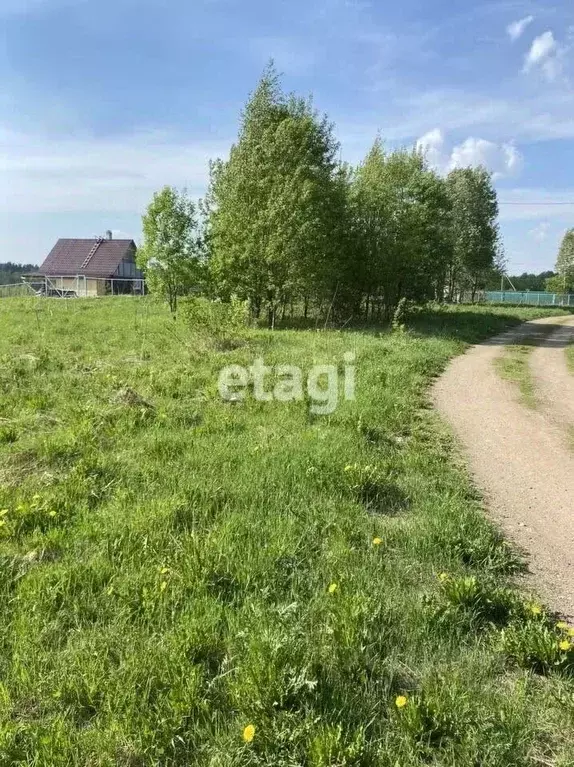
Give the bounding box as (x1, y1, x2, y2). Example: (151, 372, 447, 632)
(243, 724, 255, 743)
(568, 628, 574, 637)
(373, 537, 383, 546)
(48, 511, 57, 518)
(438, 572, 449, 583)
(559, 640, 571, 652)
(395, 695, 408, 709)
(528, 603, 542, 616)
(557, 621, 569, 631)
(159, 580, 168, 592)
(328, 583, 338, 594)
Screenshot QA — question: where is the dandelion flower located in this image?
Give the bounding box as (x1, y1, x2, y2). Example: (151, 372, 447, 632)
(557, 621, 569, 631)
(48, 511, 57, 518)
(159, 580, 168, 593)
(395, 695, 408, 709)
(243, 724, 255, 743)
(328, 583, 338, 594)
(559, 640, 571, 652)
(438, 572, 449, 583)
(528, 603, 542, 616)
(373, 537, 382, 546)
(568, 628, 574, 637)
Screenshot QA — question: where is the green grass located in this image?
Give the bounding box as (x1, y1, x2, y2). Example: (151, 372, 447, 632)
(0, 297, 573, 766)
(566, 342, 574, 374)
(494, 344, 538, 409)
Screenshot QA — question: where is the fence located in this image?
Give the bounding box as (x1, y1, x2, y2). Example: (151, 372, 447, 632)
(9, 276, 147, 299)
(482, 291, 574, 307)
(0, 283, 36, 299)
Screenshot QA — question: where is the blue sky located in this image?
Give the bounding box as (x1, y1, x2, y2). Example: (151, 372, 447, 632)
(1, 0, 574, 273)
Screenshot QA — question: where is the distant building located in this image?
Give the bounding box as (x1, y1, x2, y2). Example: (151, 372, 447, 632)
(31, 232, 144, 296)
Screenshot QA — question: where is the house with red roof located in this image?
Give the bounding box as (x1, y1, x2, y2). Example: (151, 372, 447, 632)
(33, 232, 144, 296)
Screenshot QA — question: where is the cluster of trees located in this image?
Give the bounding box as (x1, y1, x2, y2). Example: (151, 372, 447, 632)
(0, 263, 37, 286)
(139, 66, 502, 321)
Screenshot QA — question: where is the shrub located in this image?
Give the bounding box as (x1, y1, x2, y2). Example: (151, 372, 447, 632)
(182, 296, 250, 349)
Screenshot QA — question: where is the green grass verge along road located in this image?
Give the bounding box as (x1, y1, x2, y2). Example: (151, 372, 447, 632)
(0, 299, 573, 766)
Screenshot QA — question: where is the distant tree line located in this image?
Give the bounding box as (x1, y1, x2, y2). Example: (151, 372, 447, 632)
(484, 271, 555, 292)
(0, 263, 37, 286)
(139, 66, 502, 321)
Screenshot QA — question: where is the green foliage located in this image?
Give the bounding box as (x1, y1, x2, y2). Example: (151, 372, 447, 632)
(182, 296, 250, 349)
(485, 271, 555, 292)
(446, 167, 501, 301)
(501, 616, 574, 675)
(138, 186, 204, 315)
(351, 141, 452, 319)
(206, 64, 347, 326)
(434, 573, 522, 627)
(556, 228, 574, 283)
(546, 273, 574, 294)
(0, 299, 572, 764)
(0, 263, 38, 286)
(137, 69, 510, 324)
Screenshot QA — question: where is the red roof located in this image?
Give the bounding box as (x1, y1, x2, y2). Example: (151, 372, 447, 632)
(39, 239, 137, 278)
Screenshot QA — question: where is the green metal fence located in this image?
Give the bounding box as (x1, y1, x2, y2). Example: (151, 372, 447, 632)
(483, 291, 574, 307)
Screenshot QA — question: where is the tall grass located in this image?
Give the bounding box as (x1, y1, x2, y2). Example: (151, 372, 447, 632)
(0, 298, 572, 766)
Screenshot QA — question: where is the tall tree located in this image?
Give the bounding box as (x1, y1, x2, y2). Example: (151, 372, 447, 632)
(138, 187, 203, 314)
(446, 167, 500, 301)
(555, 229, 574, 290)
(351, 140, 451, 319)
(206, 64, 348, 325)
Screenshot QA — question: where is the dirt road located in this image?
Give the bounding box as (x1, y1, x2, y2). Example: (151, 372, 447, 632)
(433, 315, 574, 618)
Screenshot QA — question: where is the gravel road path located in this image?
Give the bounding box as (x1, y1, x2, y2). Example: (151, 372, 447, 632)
(433, 316, 574, 618)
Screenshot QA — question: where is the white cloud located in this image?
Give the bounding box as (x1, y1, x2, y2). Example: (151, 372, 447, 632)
(507, 15, 534, 42)
(0, 127, 229, 214)
(529, 221, 550, 241)
(523, 31, 565, 81)
(450, 137, 523, 178)
(416, 130, 523, 179)
(524, 31, 557, 69)
(337, 84, 574, 151)
(415, 128, 445, 168)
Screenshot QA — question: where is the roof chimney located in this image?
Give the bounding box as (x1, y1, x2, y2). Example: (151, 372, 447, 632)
(106, 230, 113, 240)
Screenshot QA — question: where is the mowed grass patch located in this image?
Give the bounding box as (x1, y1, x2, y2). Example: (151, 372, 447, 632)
(0, 298, 573, 766)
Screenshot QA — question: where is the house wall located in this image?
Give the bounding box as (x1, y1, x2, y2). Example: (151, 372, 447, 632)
(49, 277, 102, 296)
(114, 248, 143, 280)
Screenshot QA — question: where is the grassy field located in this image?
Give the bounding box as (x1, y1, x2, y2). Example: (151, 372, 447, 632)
(0, 298, 574, 766)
